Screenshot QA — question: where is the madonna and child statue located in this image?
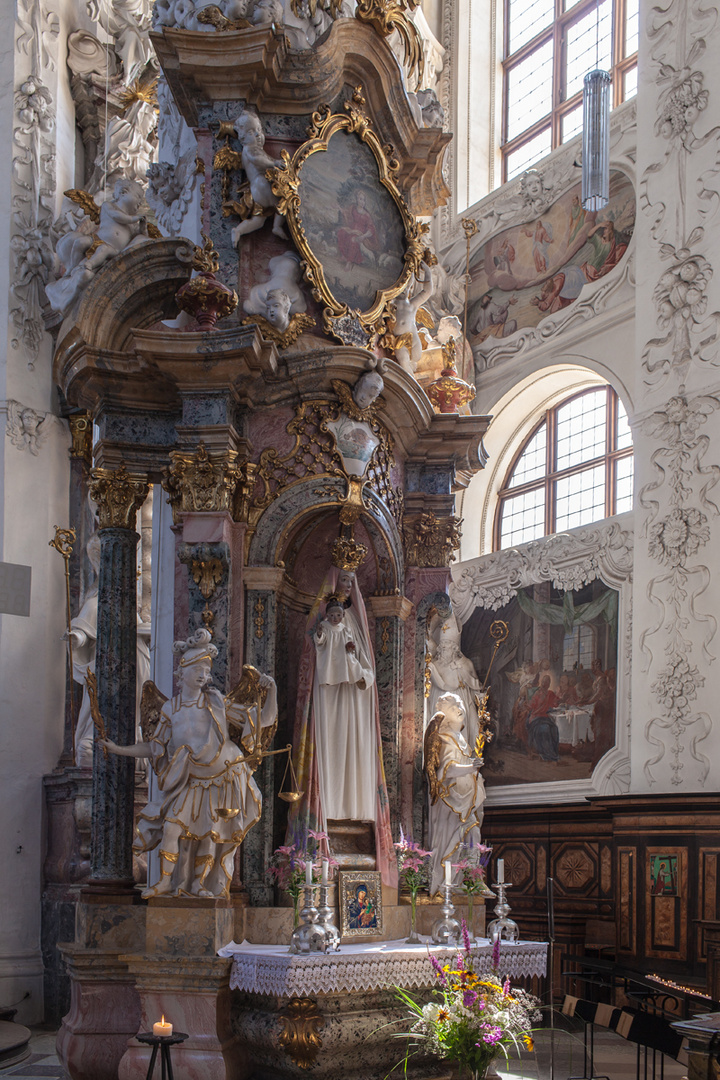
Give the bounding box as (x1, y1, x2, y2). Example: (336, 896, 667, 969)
(101, 628, 278, 898)
(290, 537, 397, 887)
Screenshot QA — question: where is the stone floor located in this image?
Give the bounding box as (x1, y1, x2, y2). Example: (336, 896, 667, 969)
(0, 1029, 66, 1079)
(0, 1023, 689, 1080)
(495, 1024, 688, 1080)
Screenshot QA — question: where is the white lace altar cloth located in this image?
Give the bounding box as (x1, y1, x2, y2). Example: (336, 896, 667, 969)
(221, 938, 548, 997)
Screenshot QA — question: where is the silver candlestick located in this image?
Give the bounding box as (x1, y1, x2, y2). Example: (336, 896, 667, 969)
(431, 884, 461, 946)
(315, 882, 341, 952)
(486, 882, 519, 942)
(289, 883, 324, 953)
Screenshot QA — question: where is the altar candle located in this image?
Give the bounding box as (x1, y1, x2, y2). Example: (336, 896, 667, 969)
(153, 1016, 173, 1037)
(321, 858, 328, 886)
(444, 860, 452, 886)
(306, 859, 313, 888)
(497, 858, 505, 884)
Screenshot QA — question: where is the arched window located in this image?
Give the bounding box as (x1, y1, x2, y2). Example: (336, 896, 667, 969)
(502, 0, 638, 181)
(494, 386, 633, 549)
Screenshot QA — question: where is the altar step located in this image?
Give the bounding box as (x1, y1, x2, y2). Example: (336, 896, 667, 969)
(0, 1020, 31, 1070)
(327, 819, 376, 870)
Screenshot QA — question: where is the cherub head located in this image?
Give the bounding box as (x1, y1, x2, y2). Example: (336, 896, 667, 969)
(234, 111, 264, 150)
(252, 0, 283, 24)
(264, 288, 292, 331)
(353, 370, 384, 410)
(112, 178, 145, 214)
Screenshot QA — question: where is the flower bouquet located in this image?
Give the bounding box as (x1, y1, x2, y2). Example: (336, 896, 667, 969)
(453, 842, 495, 942)
(395, 826, 432, 944)
(395, 927, 541, 1079)
(268, 826, 334, 928)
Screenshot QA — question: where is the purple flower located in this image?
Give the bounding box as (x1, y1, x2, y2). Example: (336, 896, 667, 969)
(463, 989, 478, 1008)
(503, 977, 510, 995)
(429, 954, 447, 986)
(478, 1025, 503, 1046)
(461, 917, 471, 954)
(492, 936, 501, 972)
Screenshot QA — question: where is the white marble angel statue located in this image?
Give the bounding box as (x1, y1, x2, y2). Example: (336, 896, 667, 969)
(100, 628, 277, 898)
(424, 691, 485, 896)
(426, 609, 485, 752)
(229, 111, 288, 245)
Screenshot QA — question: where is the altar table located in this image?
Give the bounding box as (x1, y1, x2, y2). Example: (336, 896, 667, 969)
(220, 936, 548, 996)
(221, 937, 547, 1080)
(551, 706, 594, 745)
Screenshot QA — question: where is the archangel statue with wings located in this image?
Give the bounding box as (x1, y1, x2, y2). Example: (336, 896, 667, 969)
(100, 627, 277, 898)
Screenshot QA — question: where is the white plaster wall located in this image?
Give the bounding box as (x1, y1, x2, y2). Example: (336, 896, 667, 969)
(0, 0, 80, 1023)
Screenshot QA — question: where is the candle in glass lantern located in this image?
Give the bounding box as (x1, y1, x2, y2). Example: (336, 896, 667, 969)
(153, 1016, 173, 1037)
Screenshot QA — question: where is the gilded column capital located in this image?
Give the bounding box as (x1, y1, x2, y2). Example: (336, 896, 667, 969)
(89, 464, 149, 530)
(403, 510, 462, 568)
(68, 413, 93, 463)
(163, 441, 254, 523)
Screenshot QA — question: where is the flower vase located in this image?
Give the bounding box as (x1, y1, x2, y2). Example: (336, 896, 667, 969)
(405, 890, 421, 944)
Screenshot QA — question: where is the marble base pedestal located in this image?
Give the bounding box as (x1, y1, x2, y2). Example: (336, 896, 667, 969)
(233, 987, 454, 1080)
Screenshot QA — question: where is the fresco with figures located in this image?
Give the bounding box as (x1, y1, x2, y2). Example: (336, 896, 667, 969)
(467, 171, 635, 347)
(461, 580, 618, 787)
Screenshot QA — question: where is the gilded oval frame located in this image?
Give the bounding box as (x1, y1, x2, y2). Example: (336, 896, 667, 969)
(271, 99, 426, 340)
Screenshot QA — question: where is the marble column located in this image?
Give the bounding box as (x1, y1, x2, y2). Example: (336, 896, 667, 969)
(366, 595, 414, 830)
(88, 465, 149, 889)
(242, 567, 284, 905)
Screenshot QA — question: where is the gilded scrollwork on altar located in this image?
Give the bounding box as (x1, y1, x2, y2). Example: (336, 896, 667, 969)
(249, 388, 403, 530)
(270, 90, 429, 344)
(89, 463, 149, 530)
(403, 510, 461, 567)
(163, 442, 257, 523)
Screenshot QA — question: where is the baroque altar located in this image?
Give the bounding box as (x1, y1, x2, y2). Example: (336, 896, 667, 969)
(45, 0, 498, 1075)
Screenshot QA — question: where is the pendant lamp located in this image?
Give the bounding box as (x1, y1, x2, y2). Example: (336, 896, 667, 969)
(582, 68, 611, 210)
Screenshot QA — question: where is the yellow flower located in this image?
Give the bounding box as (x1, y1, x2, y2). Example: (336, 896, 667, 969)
(524, 1035, 534, 1051)
(438, 1009, 450, 1023)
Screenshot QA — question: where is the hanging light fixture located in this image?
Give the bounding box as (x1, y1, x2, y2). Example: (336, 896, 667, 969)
(582, 68, 611, 210)
(582, 0, 611, 211)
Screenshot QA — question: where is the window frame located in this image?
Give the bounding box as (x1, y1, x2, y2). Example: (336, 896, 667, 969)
(501, 0, 638, 183)
(493, 386, 633, 550)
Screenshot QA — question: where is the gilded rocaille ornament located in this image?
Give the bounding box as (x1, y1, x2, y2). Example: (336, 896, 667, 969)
(404, 511, 462, 568)
(68, 413, 93, 463)
(174, 234, 238, 330)
(163, 442, 243, 523)
(427, 338, 476, 414)
(354, 0, 424, 86)
(331, 536, 368, 572)
(241, 311, 315, 348)
(278, 997, 324, 1069)
(191, 557, 225, 600)
(89, 464, 149, 530)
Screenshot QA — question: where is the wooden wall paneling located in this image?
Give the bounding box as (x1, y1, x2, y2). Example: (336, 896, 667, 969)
(698, 848, 720, 961)
(617, 847, 636, 955)
(645, 847, 688, 960)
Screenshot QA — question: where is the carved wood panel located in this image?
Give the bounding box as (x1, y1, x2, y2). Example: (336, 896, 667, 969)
(645, 847, 687, 960)
(698, 848, 720, 961)
(618, 847, 636, 954)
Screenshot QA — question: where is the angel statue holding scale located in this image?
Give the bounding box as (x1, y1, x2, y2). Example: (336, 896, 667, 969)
(100, 628, 277, 898)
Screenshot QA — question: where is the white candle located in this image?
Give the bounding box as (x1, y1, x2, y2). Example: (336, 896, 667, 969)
(321, 858, 328, 886)
(444, 860, 452, 886)
(497, 858, 504, 884)
(305, 859, 313, 888)
(153, 1016, 173, 1037)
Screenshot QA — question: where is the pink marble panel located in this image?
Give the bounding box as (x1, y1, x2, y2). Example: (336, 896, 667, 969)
(57, 978, 141, 1080)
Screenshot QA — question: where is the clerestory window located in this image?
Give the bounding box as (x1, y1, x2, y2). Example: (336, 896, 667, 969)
(495, 386, 633, 549)
(502, 0, 639, 182)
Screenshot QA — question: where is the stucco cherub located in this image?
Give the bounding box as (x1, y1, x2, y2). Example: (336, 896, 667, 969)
(229, 111, 288, 245)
